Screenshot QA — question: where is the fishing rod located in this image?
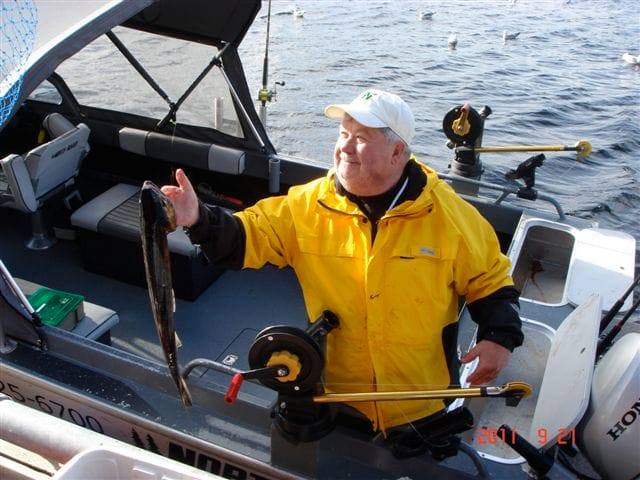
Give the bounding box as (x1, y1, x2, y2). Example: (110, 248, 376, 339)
(259, 0, 272, 108)
(455, 139, 593, 158)
(257, 0, 284, 128)
(597, 295, 640, 358)
(598, 275, 640, 333)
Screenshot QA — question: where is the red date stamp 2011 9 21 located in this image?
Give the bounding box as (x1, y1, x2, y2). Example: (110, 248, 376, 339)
(474, 427, 576, 446)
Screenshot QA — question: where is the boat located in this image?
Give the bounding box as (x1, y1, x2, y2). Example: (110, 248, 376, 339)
(1, 1, 639, 479)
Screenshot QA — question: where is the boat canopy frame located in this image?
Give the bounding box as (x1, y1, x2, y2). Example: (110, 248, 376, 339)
(4, 0, 275, 154)
(103, 30, 267, 151)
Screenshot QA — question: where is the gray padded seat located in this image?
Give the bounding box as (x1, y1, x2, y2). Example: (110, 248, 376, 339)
(25, 114, 89, 200)
(0, 113, 90, 249)
(70, 184, 223, 300)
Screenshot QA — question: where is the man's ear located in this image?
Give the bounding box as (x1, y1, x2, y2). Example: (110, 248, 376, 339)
(391, 141, 406, 164)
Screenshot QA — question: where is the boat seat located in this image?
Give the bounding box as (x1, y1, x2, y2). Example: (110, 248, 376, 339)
(70, 183, 223, 301)
(0, 113, 90, 250)
(15, 278, 119, 345)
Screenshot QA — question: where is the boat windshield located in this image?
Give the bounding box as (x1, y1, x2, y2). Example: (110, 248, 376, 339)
(33, 26, 243, 138)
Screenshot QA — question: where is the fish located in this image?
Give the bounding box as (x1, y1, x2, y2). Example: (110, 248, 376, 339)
(139, 181, 192, 407)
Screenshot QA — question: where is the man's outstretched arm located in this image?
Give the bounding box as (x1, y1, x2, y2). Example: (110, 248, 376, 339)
(161, 168, 245, 269)
(461, 286, 523, 385)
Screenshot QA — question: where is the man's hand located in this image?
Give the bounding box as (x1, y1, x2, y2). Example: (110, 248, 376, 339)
(161, 168, 200, 227)
(460, 340, 511, 386)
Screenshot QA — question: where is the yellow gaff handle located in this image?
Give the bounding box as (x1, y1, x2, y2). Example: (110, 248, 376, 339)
(311, 381, 532, 404)
(458, 140, 592, 158)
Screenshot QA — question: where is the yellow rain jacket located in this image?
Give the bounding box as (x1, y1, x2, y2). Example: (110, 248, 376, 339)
(236, 161, 513, 431)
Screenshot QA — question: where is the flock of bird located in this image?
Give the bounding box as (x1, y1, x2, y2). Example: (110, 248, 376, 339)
(444, 31, 520, 51)
(419, 9, 524, 51)
(417, 10, 520, 50)
(420, 9, 634, 64)
(274, 5, 638, 66)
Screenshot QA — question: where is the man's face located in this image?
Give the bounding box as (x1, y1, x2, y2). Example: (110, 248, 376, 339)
(334, 116, 405, 196)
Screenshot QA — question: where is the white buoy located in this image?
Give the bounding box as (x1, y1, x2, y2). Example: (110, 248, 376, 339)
(503, 30, 520, 42)
(622, 52, 639, 65)
(448, 34, 458, 49)
(292, 6, 304, 18)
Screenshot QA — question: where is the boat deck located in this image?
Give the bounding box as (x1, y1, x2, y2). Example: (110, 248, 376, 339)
(0, 208, 308, 367)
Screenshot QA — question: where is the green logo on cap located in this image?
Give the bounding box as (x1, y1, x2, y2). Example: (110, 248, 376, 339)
(360, 91, 376, 101)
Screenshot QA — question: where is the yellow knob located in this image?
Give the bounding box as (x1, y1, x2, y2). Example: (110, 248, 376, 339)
(452, 109, 471, 136)
(575, 139, 592, 158)
(267, 351, 302, 383)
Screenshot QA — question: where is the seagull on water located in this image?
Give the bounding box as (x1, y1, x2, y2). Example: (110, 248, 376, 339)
(503, 31, 520, 42)
(448, 34, 458, 49)
(622, 52, 639, 65)
(292, 5, 304, 18)
(418, 11, 435, 20)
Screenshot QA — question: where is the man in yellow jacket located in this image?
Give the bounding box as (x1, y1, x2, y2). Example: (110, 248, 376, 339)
(162, 89, 523, 434)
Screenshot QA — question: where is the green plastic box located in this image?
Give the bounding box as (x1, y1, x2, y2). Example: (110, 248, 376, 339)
(28, 287, 84, 330)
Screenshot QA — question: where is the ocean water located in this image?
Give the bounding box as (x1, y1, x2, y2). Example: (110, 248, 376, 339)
(53, 0, 639, 324)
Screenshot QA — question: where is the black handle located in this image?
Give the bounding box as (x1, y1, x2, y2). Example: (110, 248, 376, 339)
(306, 310, 339, 343)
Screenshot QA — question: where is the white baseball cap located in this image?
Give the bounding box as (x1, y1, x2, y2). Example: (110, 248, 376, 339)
(324, 89, 415, 146)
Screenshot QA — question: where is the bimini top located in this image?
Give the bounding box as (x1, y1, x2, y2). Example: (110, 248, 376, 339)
(1, 0, 262, 131)
(124, 0, 261, 47)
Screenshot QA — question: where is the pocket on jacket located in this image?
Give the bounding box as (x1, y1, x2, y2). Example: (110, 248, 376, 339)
(390, 245, 443, 260)
(382, 246, 455, 345)
(385, 250, 453, 300)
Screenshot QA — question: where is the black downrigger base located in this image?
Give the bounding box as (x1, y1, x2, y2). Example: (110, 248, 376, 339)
(248, 311, 340, 443)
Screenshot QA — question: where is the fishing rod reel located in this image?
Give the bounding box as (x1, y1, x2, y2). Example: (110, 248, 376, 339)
(257, 81, 285, 106)
(443, 103, 492, 184)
